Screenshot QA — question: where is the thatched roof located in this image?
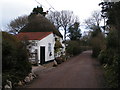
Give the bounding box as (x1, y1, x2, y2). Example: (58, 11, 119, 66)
(20, 14, 63, 38)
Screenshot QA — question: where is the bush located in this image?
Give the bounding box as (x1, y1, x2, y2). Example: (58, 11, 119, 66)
(98, 50, 107, 65)
(98, 47, 119, 87)
(99, 49, 119, 88)
(80, 46, 91, 51)
(2, 32, 32, 87)
(92, 47, 101, 57)
(107, 30, 119, 49)
(90, 33, 105, 57)
(55, 57, 63, 64)
(98, 49, 115, 65)
(55, 55, 66, 64)
(66, 41, 81, 56)
(104, 54, 119, 88)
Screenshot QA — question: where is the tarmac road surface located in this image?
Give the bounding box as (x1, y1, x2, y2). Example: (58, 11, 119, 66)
(27, 50, 105, 88)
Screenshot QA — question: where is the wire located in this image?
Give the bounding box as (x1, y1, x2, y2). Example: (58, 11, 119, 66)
(45, 0, 56, 11)
(35, 0, 42, 6)
(34, 0, 47, 9)
(34, 0, 55, 12)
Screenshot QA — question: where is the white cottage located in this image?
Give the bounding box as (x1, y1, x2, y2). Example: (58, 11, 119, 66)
(16, 32, 65, 64)
(16, 14, 65, 64)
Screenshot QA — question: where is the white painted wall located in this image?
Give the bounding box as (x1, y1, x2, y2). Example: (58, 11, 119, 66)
(28, 33, 65, 64)
(37, 33, 55, 63)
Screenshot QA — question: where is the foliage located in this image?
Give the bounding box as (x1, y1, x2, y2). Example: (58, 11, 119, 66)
(106, 30, 119, 50)
(68, 22, 82, 40)
(55, 55, 66, 64)
(99, 1, 120, 88)
(90, 27, 105, 57)
(66, 41, 81, 56)
(54, 40, 63, 49)
(7, 15, 28, 35)
(80, 32, 91, 48)
(104, 59, 119, 88)
(54, 38, 63, 58)
(2, 32, 32, 87)
(98, 30, 119, 88)
(32, 6, 47, 16)
(98, 49, 114, 65)
(99, 49, 119, 88)
(84, 10, 104, 57)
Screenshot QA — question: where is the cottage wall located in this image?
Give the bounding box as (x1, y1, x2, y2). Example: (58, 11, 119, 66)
(27, 33, 65, 64)
(37, 33, 55, 63)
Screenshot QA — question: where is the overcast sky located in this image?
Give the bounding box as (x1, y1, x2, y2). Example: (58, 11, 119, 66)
(0, 0, 102, 32)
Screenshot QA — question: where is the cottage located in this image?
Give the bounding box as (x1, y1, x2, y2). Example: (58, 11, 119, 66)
(16, 14, 65, 64)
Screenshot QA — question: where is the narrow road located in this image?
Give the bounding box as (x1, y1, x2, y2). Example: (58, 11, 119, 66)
(28, 50, 104, 88)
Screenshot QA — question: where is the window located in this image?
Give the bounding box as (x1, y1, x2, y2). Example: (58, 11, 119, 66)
(48, 43, 51, 52)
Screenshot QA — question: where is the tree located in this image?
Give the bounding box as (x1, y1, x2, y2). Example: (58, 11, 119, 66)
(84, 10, 102, 31)
(7, 6, 48, 35)
(47, 10, 79, 41)
(80, 31, 91, 46)
(47, 11, 61, 29)
(7, 15, 28, 35)
(84, 10, 104, 57)
(99, 1, 120, 88)
(68, 22, 82, 40)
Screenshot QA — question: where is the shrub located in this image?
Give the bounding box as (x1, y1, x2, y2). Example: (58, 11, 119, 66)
(90, 33, 105, 57)
(55, 55, 66, 64)
(98, 49, 115, 65)
(104, 54, 119, 88)
(80, 46, 91, 51)
(2, 32, 32, 87)
(66, 41, 81, 56)
(98, 48, 119, 88)
(98, 50, 107, 65)
(55, 57, 63, 64)
(107, 30, 119, 49)
(99, 50, 119, 88)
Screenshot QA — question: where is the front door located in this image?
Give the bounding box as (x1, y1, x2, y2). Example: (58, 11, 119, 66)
(40, 46, 45, 64)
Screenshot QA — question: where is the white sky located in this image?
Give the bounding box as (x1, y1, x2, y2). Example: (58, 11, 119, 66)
(0, 0, 102, 32)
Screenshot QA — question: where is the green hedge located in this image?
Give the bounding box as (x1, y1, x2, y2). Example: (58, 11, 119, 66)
(66, 41, 82, 56)
(2, 32, 32, 87)
(98, 31, 119, 88)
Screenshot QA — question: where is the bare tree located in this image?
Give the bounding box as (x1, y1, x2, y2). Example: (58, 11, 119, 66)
(84, 10, 102, 30)
(47, 11, 61, 29)
(60, 10, 79, 41)
(7, 15, 28, 34)
(84, 10, 105, 57)
(47, 10, 79, 41)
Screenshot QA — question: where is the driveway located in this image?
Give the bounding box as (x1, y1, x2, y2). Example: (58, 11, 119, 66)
(27, 50, 105, 88)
